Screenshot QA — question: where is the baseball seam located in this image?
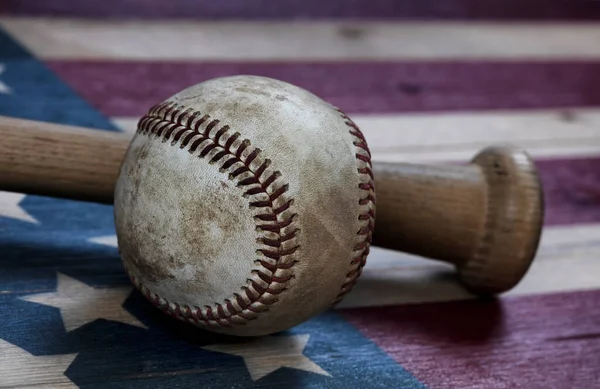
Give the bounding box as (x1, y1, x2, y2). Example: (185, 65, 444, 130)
(124, 101, 300, 328)
(332, 108, 376, 304)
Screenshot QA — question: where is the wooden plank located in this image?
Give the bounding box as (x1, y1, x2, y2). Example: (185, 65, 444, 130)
(0, 338, 79, 389)
(4, 18, 600, 60)
(340, 289, 600, 389)
(46, 61, 600, 117)
(4, 0, 600, 20)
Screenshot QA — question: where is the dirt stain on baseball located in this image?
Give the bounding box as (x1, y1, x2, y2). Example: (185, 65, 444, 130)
(234, 86, 272, 98)
(179, 186, 248, 265)
(126, 137, 152, 205)
(297, 134, 360, 274)
(119, 136, 200, 285)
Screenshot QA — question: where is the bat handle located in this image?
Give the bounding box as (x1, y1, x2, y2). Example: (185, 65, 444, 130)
(0, 115, 128, 204)
(371, 146, 545, 294)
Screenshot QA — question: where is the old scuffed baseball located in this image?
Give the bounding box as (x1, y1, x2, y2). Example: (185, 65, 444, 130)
(113, 75, 375, 336)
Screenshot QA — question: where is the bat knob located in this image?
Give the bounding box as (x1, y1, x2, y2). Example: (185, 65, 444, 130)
(457, 145, 544, 294)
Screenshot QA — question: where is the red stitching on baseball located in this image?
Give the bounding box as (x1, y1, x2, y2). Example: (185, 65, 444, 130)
(255, 214, 278, 222)
(358, 167, 374, 180)
(124, 101, 301, 328)
(332, 108, 376, 305)
(257, 216, 295, 232)
(246, 304, 266, 314)
(359, 194, 376, 205)
(255, 159, 271, 179)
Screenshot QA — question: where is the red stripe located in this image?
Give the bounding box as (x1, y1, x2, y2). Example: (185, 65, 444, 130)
(340, 289, 600, 388)
(529, 156, 600, 226)
(47, 61, 600, 117)
(4, 0, 600, 20)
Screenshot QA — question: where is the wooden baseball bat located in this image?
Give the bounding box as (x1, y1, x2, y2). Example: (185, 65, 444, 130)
(0, 115, 544, 294)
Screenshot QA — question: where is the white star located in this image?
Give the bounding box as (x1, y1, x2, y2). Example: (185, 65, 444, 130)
(203, 334, 331, 381)
(88, 235, 118, 247)
(0, 191, 38, 223)
(0, 339, 78, 388)
(0, 64, 11, 94)
(20, 272, 146, 331)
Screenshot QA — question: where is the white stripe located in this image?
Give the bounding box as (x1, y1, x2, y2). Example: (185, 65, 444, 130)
(335, 223, 600, 308)
(3, 18, 600, 60)
(112, 107, 600, 163)
(111, 118, 140, 134)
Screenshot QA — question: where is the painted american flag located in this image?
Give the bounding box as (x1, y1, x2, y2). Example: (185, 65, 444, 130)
(0, 1, 599, 388)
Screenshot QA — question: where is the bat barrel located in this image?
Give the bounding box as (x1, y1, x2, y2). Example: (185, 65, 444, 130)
(371, 145, 545, 294)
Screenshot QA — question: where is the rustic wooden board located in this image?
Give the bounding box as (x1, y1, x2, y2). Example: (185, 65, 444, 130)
(0, 3, 599, 388)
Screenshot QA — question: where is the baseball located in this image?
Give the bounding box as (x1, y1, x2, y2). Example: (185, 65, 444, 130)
(113, 75, 375, 336)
